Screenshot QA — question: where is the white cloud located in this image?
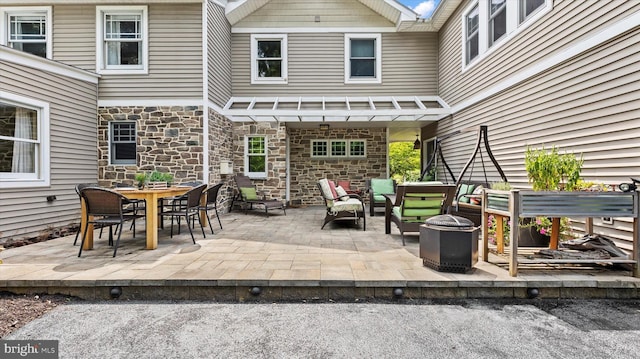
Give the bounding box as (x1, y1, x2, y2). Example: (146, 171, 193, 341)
(413, 1, 436, 18)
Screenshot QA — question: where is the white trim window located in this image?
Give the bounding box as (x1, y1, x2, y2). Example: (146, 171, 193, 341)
(96, 6, 148, 75)
(251, 34, 288, 84)
(245, 136, 267, 178)
(311, 139, 366, 158)
(345, 34, 381, 84)
(110, 121, 137, 165)
(462, 0, 551, 69)
(0, 92, 50, 188)
(1, 7, 52, 59)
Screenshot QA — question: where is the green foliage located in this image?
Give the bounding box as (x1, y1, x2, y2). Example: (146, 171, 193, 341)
(524, 145, 583, 191)
(134, 173, 148, 187)
(490, 181, 512, 191)
(389, 141, 421, 184)
(148, 171, 173, 183)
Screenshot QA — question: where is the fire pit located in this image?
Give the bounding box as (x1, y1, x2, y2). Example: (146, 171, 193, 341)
(420, 214, 479, 273)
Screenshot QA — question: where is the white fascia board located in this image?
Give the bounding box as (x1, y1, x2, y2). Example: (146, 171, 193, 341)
(1, 46, 99, 84)
(232, 27, 397, 34)
(451, 9, 640, 115)
(6, 0, 201, 3)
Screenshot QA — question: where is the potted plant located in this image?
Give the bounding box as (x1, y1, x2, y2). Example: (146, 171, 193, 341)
(148, 171, 174, 189)
(134, 172, 148, 189)
(522, 145, 584, 244)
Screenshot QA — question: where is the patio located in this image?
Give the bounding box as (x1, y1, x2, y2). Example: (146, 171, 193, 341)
(1, 206, 639, 301)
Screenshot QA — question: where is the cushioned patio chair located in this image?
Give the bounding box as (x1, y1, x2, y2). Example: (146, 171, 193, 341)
(231, 175, 286, 217)
(387, 184, 456, 245)
(317, 178, 366, 231)
(366, 178, 396, 217)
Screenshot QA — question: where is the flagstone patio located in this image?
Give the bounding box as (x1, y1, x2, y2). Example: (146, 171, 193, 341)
(1, 206, 638, 301)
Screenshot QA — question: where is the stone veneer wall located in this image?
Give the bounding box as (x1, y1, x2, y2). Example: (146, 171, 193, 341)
(232, 122, 287, 201)
(208, 109, 235, 212)
(288, 127, 388, 205)
(98, 106, 203, 187)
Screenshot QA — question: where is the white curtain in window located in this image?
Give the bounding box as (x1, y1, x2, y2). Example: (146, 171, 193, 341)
(11, 108, 35, 173)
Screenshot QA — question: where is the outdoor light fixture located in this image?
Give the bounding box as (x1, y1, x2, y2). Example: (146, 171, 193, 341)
(319, 124, 330, 131)
(413, 134, 421, 150)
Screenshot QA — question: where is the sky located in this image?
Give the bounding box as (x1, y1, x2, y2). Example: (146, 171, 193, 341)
(399, 0, 441, 18)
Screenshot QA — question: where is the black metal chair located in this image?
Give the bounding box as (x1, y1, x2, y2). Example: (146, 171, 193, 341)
(78, 187, 145, 257)
(160, 183, 207, 243)
(199, 183, 224, 234)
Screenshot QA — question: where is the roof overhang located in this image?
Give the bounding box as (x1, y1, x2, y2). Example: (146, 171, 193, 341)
(221, 95, 451, 125)
(226, 0, 462, 32)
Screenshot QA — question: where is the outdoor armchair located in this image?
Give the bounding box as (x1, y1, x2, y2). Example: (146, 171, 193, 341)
(386, 184, 456, 245)
(366, 178, 397, 217)
(317, 178, 366, 231)
(160, 183, 208, 243)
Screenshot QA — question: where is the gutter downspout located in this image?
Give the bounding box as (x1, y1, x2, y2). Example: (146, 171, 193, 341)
(201, 0, 210, 184)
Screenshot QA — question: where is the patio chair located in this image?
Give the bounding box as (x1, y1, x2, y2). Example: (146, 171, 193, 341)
(387, 184, 456, 245)
(317, 178, 366, 231)
(366, 178, 396, 217)
(160, 183, 207, 243)
(73, 183, 105, 246)
(198, 182, 224, 234)
(159, 180, 202, 229)
(231, 174, 286, 217)
(78, 187, 146, 257)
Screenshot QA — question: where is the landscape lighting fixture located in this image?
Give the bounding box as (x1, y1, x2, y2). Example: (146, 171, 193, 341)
(319, 124, 330, 131)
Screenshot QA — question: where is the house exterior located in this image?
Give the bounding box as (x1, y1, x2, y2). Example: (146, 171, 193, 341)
(1, 0, 639, 249)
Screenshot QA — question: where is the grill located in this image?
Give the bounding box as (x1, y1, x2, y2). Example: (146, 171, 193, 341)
(420, 215, 479, 273)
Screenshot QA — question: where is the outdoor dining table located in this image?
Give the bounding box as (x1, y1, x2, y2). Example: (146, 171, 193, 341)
(80, 186, 195, 251)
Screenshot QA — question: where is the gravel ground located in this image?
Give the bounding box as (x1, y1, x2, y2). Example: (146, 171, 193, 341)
(0, 292, 73, 338)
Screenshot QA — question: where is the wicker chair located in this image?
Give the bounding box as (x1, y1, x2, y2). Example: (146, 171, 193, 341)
(198, 183, 224, 234)
(231, 175, 286, 217)
(160, 183, 208, 243)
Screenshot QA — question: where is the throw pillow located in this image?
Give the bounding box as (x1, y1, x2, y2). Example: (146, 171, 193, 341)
(470, 185, 483, 205)
(335, 186, 350, 201)
(328, 180, 339, 199)
(240, 187, 258, 200)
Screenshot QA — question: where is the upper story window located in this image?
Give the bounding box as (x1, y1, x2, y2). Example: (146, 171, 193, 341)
(251, 34, 287, 84)
(96, 6, 148, 75)
(1, 7, 52, 58)
(520, 0, 546, 23)
(110, 122, 136, 165)
(245, 136, 267, 178)
(488, 0, 506, 48)
(0, 93, 50, 188)
(462, 0, 551, 69)
(345, 34, 381, 84)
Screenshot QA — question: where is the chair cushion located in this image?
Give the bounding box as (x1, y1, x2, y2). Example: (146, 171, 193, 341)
(373, 194, 387, 203)
(470, 185, 484, 205)
(318, 179, 335, 206)
(331, 198, 364, 212)
(335, 186, 350, 201)
(371, 179, 394, 195)
(240, 187, 258, 200)
(457, 184, 476, 203)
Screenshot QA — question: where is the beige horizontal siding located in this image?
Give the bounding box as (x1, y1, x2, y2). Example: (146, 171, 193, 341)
(232, 32, 438, 97)
(438, 0, 640, 106)
(50, 4, 203, 100)
(0, 61, 98, 241)
(234, 0, 393, 28)
(435, 26, 640, 249)
(208, 2, 233, 107)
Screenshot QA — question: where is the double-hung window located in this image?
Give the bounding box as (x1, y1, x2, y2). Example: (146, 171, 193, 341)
(1, 7, 52, 58)
(345, 34, 381, 84)
(110, 122, 137, 165)
(245, 136, 267, 178)
(488, 0, 506, 48)
(0, 93, 50, 188)
(96, 6, 148, 74)
(462, 0, 550, 69)
(465, 5, 479, 65)
(251, 34, 287, 84)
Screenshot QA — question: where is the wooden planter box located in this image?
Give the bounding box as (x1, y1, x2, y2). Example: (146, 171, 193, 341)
(147, 181, 168, 189)
(482, 189, 640, 277)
